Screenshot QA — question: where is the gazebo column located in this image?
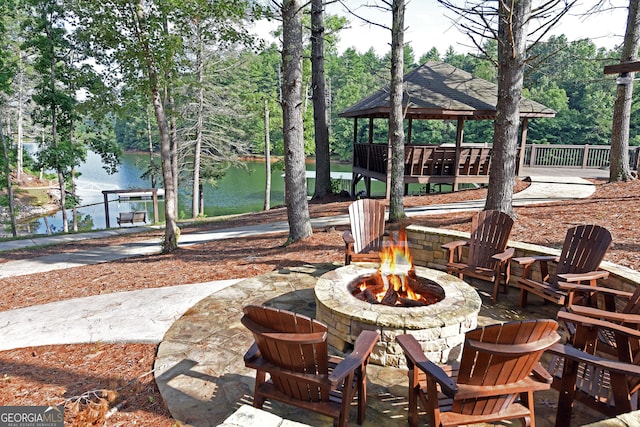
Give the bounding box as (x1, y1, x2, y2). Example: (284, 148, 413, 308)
(453, 117, 465, 191)
(350, 118, 358, 195)
(404, 118, 413, 195)
(518, 118, 529, 175)
(367, 117, 374, 197)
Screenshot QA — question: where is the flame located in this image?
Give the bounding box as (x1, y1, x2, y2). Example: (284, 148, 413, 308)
(374, 228, 421, 302)
(379, 228, 413, 278)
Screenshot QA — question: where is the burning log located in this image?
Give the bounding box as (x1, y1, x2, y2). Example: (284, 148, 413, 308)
(380, 286, 398, 306)
(398, 297, 426, 307)
(348, 226, 444, 307)
(363, 288, 379, 304)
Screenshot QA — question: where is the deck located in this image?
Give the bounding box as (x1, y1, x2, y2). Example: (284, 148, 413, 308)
(351, 143, 639, 196)
(352, 143, 504, 195)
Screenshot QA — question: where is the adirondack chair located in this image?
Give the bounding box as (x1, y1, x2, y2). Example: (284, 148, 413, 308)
(396, 319, 560, 427)
(561, 282, 640, 358)
(241, 305, 379, 427)
(546, 310, 640, 426)
(441, 210, 515, 302)
(342, 199, 386, 265)
(515, 224, 612, 308)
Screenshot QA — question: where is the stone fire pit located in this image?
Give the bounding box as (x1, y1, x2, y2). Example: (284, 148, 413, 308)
(315, 264, 481, 367)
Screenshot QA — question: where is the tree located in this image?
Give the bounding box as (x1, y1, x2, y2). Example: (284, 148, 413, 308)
(439, 0, 573, 214)
(337, 0, 406, 218)
(0, 0, 19, 236)
(310, 0, 332, 199)
(264, 99, 271, 210)
(280, 0, 312, 243)
(609, 0, 640, 182)
(75, 0, 260, 250)
(24, 0, 82, 233)
(388, 0, 405, 222)
(484, 0, 533, 215)
(525, 37, 614, 146)
(176, 2, 257, 219)
(0, 113, 17, 237)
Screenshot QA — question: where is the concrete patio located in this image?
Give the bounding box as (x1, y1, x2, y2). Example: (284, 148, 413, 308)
(154, 264, 612, 427)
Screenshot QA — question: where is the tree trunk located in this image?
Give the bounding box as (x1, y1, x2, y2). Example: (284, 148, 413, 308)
(388, 0, 406, 222)
(162, 16, 180, 218)
(609, 0, 640, 182)
(168, 89, 179, 218)
(136, 0, 178, 251)
(16, 54, 24, 183)
(152, 86, 179, 252)
(146, 107, 156, 188)
(0, 114, 17, 237)
(264, 99, 271, 211)
(49, 46, 68, 233)
(485, 0, 531, 216)
(71, 166, 78, 232)
(192, 25, 204, 218)
(311, 0, 332, 199)
(282, 0, 312, 243)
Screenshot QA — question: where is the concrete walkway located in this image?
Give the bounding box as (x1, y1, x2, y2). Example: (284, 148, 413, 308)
(0, 175, 597, 275)
(0, 280, 241, 351)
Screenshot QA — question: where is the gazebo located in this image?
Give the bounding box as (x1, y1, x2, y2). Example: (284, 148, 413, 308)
(338, 61, 556, 196)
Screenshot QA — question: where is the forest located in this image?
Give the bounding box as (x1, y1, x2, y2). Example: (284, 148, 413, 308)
(0, 0, 635, 241)
(1, 3, 634, 164)
(111, 35, 636, 161)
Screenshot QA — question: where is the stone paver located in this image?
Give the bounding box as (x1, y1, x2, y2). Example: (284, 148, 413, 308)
(154, 265, 609, 427)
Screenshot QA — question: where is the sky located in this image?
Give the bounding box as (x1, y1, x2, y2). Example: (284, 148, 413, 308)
(255, 0, 629, 59)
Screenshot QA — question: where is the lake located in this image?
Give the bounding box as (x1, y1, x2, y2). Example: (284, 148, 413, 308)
(17, 148, 386, 235)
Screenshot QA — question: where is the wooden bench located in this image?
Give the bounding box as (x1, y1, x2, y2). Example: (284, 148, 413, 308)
(117, 211, 147, 226)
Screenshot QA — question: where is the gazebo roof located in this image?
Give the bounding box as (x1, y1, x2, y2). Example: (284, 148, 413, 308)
(338, 61, 556, 120)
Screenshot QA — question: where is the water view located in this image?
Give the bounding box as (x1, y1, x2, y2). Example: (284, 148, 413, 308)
(17, 147, 385, 235)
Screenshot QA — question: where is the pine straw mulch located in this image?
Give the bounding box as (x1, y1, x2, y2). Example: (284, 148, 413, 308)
(0, 178, 638, 426)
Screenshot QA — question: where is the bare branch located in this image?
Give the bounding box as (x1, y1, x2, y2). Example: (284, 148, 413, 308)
(337, 0, 392, 31)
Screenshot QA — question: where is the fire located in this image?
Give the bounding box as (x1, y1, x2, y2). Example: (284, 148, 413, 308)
(357, 228, 423, 304)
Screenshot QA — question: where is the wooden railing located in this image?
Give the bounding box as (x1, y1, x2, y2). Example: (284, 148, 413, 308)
(523, 144, 640, 170)
(353, 143, 497, 179)
(352, 143, 640, 190)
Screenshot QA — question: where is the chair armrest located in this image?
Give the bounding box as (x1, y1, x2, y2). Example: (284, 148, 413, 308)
(441, 240, 468, 251)
(546, 342, 640, 377)
(557, 270, 609, 283)
(442, 240, 469, 264)
(329, 330, 379, 385)
(512, 255, 558, 266)
(532, 362, 553, 384)
(492, 247, 515, 262)
(569, 305, 640, 325)
(244, 342, 261, 363)
(396, 334, 457, 397)
(559, 283, 633, 299)
(342, 231, 355, 244)
(558, 311, 640, 339)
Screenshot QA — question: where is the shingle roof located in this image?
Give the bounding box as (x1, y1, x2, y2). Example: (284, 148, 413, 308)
(338, 61, 556, 120)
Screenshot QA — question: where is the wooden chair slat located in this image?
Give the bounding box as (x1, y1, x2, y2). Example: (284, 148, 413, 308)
(343, 199, 386, 265)
(546, 310, 640, 426)
(443, 210, 514, 302)
(242, 305, 378, 427)
(517, 224, 612, 307)
(397, 319, 560, 426)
